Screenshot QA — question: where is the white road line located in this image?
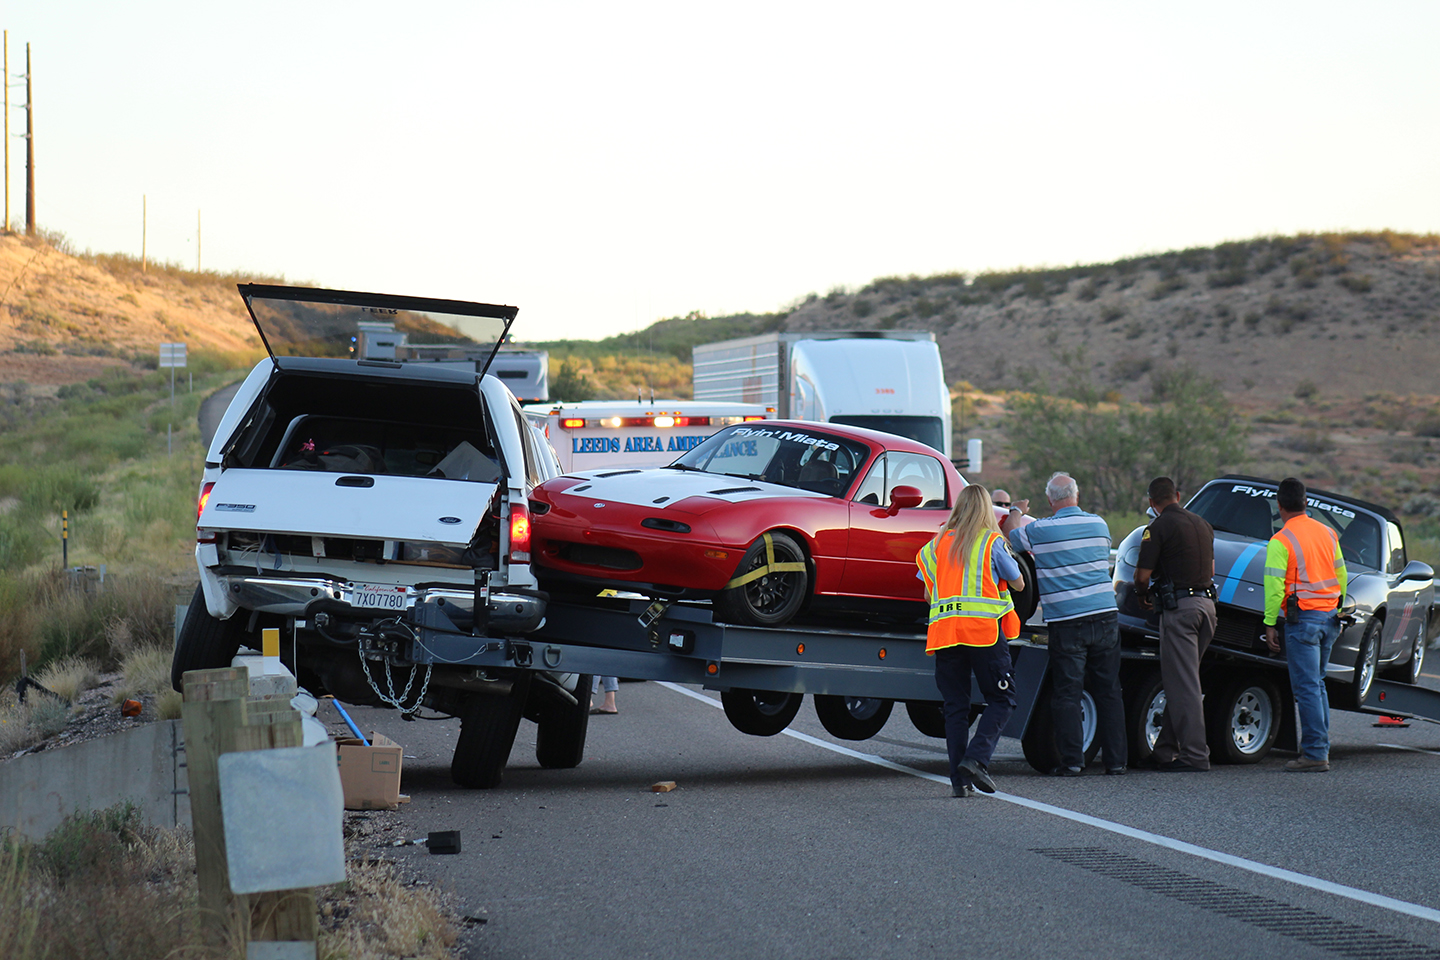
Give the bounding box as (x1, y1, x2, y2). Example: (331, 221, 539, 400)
(1380, 743, 1440, 757)
(659, 681, 1440, 926)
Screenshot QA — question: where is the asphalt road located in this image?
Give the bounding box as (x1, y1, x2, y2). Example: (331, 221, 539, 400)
(335, 679, 1440, 960)
(198, 379, 243, 449)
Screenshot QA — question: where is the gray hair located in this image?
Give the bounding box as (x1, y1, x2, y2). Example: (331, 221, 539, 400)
(1046, 472, 1079, 503)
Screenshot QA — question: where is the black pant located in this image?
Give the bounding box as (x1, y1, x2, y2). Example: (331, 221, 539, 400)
(1047, 611, 1127, 770)
(934, 642, 1016, 791)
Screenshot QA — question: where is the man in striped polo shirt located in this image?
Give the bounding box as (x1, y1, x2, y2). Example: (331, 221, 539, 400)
(1007, 472, 1127, 776)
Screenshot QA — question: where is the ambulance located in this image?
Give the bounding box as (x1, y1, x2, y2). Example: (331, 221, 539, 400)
(526, 400, 773, 473)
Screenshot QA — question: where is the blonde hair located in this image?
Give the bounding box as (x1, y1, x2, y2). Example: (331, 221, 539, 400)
(937, 483, 1000, 563)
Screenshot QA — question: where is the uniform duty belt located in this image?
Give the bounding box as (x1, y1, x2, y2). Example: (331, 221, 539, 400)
(1175, 585, 1217, 600)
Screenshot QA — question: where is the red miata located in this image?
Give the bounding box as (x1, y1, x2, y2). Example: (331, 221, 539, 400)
(530, 420, 1032, 626)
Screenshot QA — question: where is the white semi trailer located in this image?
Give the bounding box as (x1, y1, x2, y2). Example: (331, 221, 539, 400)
(692, 331, 953, 458)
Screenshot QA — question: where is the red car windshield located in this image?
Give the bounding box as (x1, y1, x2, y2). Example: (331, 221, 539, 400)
(668, 424, 872, 497)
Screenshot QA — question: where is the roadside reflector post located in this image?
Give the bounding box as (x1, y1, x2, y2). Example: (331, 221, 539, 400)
(61, 508, 67, 567)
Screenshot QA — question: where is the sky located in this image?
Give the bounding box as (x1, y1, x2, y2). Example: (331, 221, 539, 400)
(3, 1, 1438, 341)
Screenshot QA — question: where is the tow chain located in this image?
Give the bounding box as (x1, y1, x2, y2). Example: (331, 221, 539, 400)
(357, 620, 433, 715)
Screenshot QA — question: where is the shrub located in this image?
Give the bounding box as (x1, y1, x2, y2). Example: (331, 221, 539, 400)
(1149, 276, 1188, 300)
(33, 656, 98, 702)
(1294, 379, 1318, 401)
(1100, 303, 1125, 323)
(1339, 273, 1374, 293)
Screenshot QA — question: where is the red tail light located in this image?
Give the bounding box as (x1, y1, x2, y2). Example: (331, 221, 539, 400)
(196, 481, 217, 544)
(509, 502, 531, 562)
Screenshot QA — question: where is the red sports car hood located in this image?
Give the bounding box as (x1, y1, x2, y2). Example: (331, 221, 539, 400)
(544, 468, 829, 514)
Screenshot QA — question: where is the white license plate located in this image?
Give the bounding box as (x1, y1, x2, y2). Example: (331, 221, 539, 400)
(352, 583, 409, 610)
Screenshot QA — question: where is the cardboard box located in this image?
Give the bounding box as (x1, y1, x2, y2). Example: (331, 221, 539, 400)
(336, 733, 402, 810)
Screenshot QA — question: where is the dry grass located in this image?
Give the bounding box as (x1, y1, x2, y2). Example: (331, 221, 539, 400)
(34, 655, 99, 701)
(0, 690, 71, 754)
(0, 805, 461, 960)
(112, 643, 172, 704)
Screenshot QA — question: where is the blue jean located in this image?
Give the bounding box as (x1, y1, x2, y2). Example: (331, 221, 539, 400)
(1284, 611, 1342, 761)
(591, 676, 619, 694)
(934, 642, 1016, 791)
(1047, 611, 1127, 770)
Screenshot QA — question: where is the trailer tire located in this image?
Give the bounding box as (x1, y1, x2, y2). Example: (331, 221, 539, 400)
(715, 532, 809, 627)
(1021, 684, 1099, 773)
(451, 675, 531, 789)
(1125, 669, 1167, 765)
(535, 674, 592, 769)
(720, 688, 803, 736)
(814, 695, 893, 740)
(1204, 673, 1280, 764)
(171, 584, 244, 692)
(905, 700, 946, 738)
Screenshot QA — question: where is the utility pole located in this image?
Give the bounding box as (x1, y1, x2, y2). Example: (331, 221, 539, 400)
(24, 42, 33, 237)
(142, 195, 147, 271)
(197, 208, 201, 271)
(4, 31, 9, 233)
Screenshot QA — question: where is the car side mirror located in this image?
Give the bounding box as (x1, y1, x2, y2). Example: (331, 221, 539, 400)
(1399, 560, 1434, 583)
(884, 485, 923, 516)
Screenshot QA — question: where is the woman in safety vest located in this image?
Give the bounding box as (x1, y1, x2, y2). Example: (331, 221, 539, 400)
(916, 483, 1026, 797)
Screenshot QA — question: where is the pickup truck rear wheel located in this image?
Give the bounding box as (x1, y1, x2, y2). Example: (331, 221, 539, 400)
(451, 675, 532, 789)
(1204, 673, 1280, 764)
(171, 584, 243, 692)
(535, 674, 593, 769)
(814, 695, 893, 740)
(715, 532, 808, 627)
(905, 700, 946, 738)
(720, 688, 803, 736)
(1125, 669, 1167, 765)
(1021, 684, 1099, 773)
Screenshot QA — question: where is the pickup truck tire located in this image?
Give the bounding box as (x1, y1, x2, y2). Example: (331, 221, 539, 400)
(1204, 673, 1280, 764)
(1381, 610, 1426, 685)
(1125, 669, 1167, 765)
(1021, 683, 1099, 773)
(1351, 617, 1382, 709)
(715, 532, 808, 627)
(905, 700, 946, 738)
(720, 688, 803, 736)
(814, 695, 893, 740)
(535, 674, 593, 769)
(451, 675, 532, 789)
(1010, 552, 1040, 625)
(171, 584, 244, 693)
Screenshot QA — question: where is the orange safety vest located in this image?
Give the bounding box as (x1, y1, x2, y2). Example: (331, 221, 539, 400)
(1268, 515, 1345, 612)
(916, 530, 1020, 652)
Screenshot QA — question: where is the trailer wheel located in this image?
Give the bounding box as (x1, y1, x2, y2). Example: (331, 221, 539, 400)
(535, 674, 593, 769)
(1381, 610, 1426, 685)
(814, 695, 894, 740)
(715, 532, 809, 627)
(451, 675, 532, 789)
(720, 688, 803, 736)
(171, 584, 243, 692)
(1351, 617, 1382, 709)
(1021, 685, 1099, 773)
(1204, 673, 1280, 764)
(905, 700, 946, 738)
(1125, 669, 1167, 765)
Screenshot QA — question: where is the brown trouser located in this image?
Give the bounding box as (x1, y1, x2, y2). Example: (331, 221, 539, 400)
(1154, 595, 1216, 769)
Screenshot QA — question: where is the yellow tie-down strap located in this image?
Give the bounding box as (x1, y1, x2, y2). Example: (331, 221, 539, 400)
(725, 532, 807, 589)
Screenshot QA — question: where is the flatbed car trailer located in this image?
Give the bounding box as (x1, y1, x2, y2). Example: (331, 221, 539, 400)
(394, 596, 1440, 785)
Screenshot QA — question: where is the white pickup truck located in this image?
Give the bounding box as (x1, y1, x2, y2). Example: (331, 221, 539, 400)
(171, 284, 585, 788)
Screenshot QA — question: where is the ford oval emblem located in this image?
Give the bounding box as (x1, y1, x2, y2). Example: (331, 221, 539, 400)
(438, 516, 462, 524)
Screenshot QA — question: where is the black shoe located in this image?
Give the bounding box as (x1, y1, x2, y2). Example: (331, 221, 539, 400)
(1154, 759, 1206, 772)
(959, 758, 996, 793)
(1105, 766, 1128, 776)
(952, 784, 975, 798)
(1049, 765, 1084, 777)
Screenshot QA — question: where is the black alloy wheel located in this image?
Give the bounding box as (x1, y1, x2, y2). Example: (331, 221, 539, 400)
(715, 531, 809, 627)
